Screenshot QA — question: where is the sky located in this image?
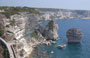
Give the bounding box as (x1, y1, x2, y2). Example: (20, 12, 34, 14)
(0, 0, 90, 10)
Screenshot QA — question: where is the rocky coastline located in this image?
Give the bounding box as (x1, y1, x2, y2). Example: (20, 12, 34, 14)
(0, 7, 59, 58)
(1, 6, 90, 58)
(28, 20, 59, 57)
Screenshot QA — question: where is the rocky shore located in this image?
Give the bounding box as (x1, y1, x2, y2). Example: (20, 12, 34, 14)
(27, 20, 59, 58)
(31, 45, 50, 58)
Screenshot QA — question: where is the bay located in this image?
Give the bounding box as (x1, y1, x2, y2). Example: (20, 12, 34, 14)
(41, 19, 90, 58)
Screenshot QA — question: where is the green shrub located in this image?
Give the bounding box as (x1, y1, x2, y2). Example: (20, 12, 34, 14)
(0, 29, 4, 36)
(6, 25, 9, 27)
(30, 31, 38, 38)
(7, 31, 13, 34)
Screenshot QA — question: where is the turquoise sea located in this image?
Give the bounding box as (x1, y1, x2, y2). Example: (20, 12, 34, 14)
(41, 19, 90, 58)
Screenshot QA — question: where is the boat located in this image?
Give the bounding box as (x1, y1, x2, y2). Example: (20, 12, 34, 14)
(48, 51, 54, 54)
(50, 51, 54, 54)
(57, 44, 66, 49)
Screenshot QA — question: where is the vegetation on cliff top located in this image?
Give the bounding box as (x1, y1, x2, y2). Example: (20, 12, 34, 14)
(0, 6, 39, 18)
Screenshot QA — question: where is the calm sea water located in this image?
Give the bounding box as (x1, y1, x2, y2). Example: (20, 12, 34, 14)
(41, 19, 90, 58)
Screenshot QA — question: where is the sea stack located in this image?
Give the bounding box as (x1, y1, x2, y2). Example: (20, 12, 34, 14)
(44, 20, 59, 40)
(66, 28, 83, 43)
(38, 20, 59, 40)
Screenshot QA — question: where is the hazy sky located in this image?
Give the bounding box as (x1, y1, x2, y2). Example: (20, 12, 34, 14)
(0, 0, 90, 10)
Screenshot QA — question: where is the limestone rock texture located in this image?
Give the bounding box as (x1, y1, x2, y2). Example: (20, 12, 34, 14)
(66, 28, 83, 43)
(3, 12, 42, 58)
(39, 20, 59, 40)
(0, 14, 7, 38)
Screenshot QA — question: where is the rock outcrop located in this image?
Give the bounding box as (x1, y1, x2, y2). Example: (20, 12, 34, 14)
(38, 20, 59, 41)
(66, 28, 83, 43)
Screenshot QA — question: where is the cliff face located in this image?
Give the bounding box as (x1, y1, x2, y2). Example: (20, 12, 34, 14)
(0, 14, 7, 38)
(2, 12, 41, 58)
